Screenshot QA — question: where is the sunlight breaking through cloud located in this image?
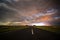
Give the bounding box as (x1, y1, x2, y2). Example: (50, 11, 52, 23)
(30, 22, 50, 26)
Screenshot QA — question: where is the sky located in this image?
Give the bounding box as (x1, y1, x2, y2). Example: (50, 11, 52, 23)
(0, 0, 60, 26)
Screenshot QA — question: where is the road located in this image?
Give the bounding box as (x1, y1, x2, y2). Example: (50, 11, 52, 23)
(0, 28, 60, 40)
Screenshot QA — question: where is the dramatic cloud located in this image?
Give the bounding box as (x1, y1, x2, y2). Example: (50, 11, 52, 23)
(0, 0, 60, 26)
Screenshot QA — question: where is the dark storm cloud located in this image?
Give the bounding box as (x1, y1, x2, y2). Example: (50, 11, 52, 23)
(0, 0, 60, 25)
(0, 3, 17, 22)
(0, 0, 27, 22)
(0, 0, 50, 22)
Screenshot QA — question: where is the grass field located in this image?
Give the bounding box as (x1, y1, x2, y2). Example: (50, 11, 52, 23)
(0, 25, 60, 34)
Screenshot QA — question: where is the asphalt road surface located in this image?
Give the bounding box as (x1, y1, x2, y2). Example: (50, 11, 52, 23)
(0, 28, 60, 40)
